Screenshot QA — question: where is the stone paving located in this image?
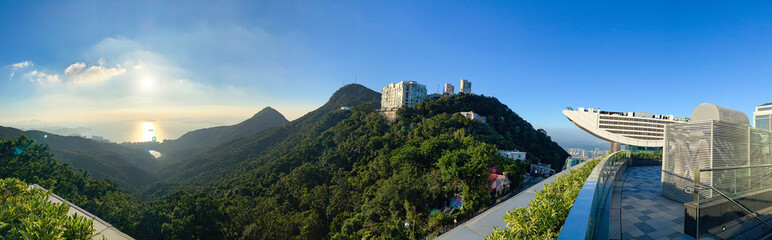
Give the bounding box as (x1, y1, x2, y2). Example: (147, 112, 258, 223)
(620, 166, 691, 240)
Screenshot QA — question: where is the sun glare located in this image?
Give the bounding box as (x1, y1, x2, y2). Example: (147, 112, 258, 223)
(141, 121, 156, 142)
(143, 78, 153, 88)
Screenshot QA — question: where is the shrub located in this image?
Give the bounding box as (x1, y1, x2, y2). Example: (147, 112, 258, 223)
(0, 178, 100, 240)
(630, 152, 661, 160)
(484, 156, 602, 240)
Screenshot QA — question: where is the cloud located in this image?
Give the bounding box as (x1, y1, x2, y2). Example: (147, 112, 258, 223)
(25, 70, 61, 85)
(8, 61, 33, 80)
(64, 62, 126, 84)
(1, 35, 315, 142)
(11, 61, 32, 69)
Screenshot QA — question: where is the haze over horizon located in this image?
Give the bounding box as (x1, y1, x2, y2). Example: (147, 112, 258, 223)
(2, 1, 772, 144)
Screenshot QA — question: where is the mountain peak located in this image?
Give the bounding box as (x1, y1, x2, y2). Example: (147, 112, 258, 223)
(253, 106, 282, 118)
(245, 107, 288, 125)
(325, 84, 380, 108)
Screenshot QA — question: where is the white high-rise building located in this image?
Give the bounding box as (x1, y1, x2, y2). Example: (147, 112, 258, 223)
(460, 79, 471, 94)
(381, 81, 427, 110)
(443, 83, 455, 95)
(753, 102, 772, 131)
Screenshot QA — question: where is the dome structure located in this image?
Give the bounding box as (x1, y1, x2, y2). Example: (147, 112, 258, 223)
(691, 103, 749, 125)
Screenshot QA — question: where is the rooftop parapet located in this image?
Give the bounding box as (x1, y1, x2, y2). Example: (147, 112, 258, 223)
(566, 107, 689, 122)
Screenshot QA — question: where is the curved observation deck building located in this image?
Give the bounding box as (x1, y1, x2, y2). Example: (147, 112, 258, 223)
(563, 107, 689, 151)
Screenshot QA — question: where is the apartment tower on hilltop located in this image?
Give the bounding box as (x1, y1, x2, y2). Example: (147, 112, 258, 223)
(380, 81, 427, 110)
(460, 79, 471, 94)
(443, 83, 455, 95)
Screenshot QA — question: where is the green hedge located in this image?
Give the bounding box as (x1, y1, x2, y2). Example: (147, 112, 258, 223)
(484, 156, 603, 240)
(630, 152, 661, 160)
(0, 178, 101, 240)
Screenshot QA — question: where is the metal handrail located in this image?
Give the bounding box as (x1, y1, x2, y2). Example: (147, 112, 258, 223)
(698, 163, 772, 172)
(686, 184, 772, 231)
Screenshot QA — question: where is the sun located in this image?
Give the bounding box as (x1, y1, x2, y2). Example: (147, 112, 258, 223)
(141, 122, 156, 142)
(143, 78, 153, 88)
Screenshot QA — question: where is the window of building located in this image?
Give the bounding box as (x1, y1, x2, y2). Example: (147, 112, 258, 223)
(757, 118, 771, 130)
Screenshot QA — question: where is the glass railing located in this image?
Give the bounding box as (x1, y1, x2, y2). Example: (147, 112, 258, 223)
(558, 151, 632, 240)
(686, 165, 772, 239)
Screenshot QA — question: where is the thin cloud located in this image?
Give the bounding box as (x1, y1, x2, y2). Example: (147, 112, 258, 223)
(25, 70, 61, 85)
(8, 61, 33, 80)
(64, 62, 126, 84)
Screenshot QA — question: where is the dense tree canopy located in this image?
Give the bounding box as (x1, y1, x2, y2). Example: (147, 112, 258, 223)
(0, 85, 569, 239)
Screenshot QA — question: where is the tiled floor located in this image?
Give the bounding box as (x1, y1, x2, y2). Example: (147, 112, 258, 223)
(620, 166, 691, 240)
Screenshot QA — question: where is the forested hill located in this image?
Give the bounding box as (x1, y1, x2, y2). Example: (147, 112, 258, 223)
(404, 94, 569, 170)
(154, 106, 289, 167)
(143, 85, 568, 239)
(158, 84, 381, 185)
(0, 84, 570, 239)
(0, 136, 145, 236)
(0, 126, 158, 192)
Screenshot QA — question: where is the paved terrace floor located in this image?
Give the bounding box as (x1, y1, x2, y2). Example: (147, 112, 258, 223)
(620, 166, 691, 240)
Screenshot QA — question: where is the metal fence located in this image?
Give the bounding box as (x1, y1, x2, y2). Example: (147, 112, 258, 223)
(663, 120, 772, 203)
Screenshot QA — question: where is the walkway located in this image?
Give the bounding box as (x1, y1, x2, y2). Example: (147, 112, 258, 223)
(619, 166, 689, 240)
(436, 161, 588, 239)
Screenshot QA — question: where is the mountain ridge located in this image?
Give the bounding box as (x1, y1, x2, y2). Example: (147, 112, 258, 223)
(0, 126, 158, 192)
(154, 106, 289, 167)
(158, 84, 381, 185)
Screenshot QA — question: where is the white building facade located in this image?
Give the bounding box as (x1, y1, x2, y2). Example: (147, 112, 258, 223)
(499, 150, 527, 161)
(563, 107, 689, 151)
(459, 111, 487, 123)
(460, 79, 471, 94)
(381, 81, 427, 110)
(753, 102, 772, 131)
(443, 83, 455, 95)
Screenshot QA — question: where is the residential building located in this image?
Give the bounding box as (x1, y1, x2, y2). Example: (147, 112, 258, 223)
(499, 150, 526, 161)
(459, 111, 486, 123)
(562, 107, 689, 152)
(91, 135, 110, 143)
(753, 102, 772, 131)
(443, 83, 455, 95)
(488, 173, 510, 196)
(380, 81, 427, 110)
(459, 79, 471, 94)
(565, 147, 609, 159)
(530, 163, 555, 178)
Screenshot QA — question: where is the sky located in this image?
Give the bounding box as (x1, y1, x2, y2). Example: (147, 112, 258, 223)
(2, 1, 772, 145)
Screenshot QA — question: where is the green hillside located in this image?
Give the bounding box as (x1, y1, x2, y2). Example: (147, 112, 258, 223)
(159, 84, 381, 185)
(405, 93, 569, 170)
(154, 106, 289, 168)
(0, 84, 568, 239)
(0, 136, 144, 236)
(145, 84, 568, 239)
(0, 126, 159, 192)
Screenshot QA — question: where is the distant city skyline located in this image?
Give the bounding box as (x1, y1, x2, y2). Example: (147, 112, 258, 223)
(2, 1, 772, 142)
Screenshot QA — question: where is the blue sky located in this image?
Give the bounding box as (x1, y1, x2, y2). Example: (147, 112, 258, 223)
(2, 1, 772, 144)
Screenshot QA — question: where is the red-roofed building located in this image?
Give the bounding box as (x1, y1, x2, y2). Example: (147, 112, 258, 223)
(488, 173, 511, 196)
